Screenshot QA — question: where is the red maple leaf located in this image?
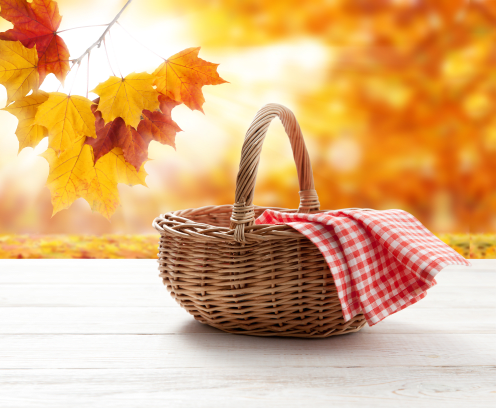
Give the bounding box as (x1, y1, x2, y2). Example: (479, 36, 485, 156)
(137, 94, 182, 148)
(0, 0, 70, 84)
(86, 95, 182, 171)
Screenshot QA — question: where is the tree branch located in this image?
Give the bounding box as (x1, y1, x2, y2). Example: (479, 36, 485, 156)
(71, 0, 133, 67)
(57, 24, 110, 34)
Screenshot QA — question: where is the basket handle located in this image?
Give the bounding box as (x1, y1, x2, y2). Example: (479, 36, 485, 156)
(230, 103, 320, 242)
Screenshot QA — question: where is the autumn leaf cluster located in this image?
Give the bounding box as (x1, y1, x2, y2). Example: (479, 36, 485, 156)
(0, 0, 226, 219)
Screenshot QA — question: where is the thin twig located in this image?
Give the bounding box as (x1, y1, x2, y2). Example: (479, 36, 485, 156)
(86, 52, 90, 98)
(70, 0, 133, 67)
(108, 29, 123, 78)
(103, 37, 116, 77)
(68, 61, 82, 96)
(116, 21, 166, 61)
(57, 24, 109, 34)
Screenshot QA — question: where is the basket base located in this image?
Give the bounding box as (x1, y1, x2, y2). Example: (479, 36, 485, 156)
(191, 312, 367, 338)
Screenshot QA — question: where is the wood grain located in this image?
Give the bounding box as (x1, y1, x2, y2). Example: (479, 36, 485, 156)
(1, 307, 495, 334)
(0, 260, 160, 284)
(0, 260, 489, 285)
(1, 283, 494, 308)
(1, 367, 495, 408)
(0, 259, 494, 408)
(1, 333, 495, 369)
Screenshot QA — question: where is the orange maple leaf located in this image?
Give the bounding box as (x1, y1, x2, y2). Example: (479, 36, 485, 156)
(86, 95, 181, 171)
(152, 47, 227, 112)
(0, 0, 70, 84)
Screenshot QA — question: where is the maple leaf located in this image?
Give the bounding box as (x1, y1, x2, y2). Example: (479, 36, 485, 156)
(0, 0, 70, 84)
(91, 72, 160, 128)
(34, 92, 96, 155)
(144, 93, 182, 147)
(0, 39, 39, 104)
(85, 103, 149, 172)
(85, 100, 127, 163)
(87, 146, 148, 217)
(2, 90, 48, 152)
(152, 47, 227, 112)
(41, 138, 96, 216)
(106, 147, 147, 187)
(158, 93, 182, 117)
(42, 139, 146, 220)
(86, 94, 181, 171)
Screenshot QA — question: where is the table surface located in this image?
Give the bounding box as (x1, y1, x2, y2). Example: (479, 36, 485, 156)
(0, 259, 495, 408)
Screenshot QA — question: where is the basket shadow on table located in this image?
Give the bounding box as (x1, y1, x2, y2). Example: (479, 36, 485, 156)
(178, 318, 366, 362)
(173, 312, 483, 369)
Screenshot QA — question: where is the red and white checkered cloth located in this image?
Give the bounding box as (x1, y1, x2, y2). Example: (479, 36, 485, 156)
(255, 209, 470, 326)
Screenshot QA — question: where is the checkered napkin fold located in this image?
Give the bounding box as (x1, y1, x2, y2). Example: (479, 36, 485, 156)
(255, 209, 471, 326)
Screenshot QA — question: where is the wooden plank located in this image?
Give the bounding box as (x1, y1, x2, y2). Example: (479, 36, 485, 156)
(0, 260, 493, 408)
(0, 307, 494, 334)
(0, 367, 495, 408)
(363, 308, 496, 333)
(0, 333, 495, 369)
(411, 285, 496, 308)
(446, 259, 496, 270)
(0, 259, 489, 285)
(1, 283, 494, 308)
(434, 270, 496, 286)
(0, 284, 174, 307)
(0, 260, 159, 284)
(0, 307, 218, 334)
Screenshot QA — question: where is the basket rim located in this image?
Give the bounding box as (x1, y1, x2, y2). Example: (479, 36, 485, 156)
(153, 204, 323, 243)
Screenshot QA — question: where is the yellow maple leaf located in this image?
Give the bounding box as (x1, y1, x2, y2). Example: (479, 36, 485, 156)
(42, 140, 146, 220)
(42, 139, 119, 220)
(41, 138, 95, 216)
(34, 92, 97, 155)
(2, 90, 49, 152)
(86, 148, 147, 217)
(0, 40, 39, 105)
(106, 147, 147, 187)
(152, 47, 227, 112)
(91, 72, 159, 128)
(85, 151, 120, 220)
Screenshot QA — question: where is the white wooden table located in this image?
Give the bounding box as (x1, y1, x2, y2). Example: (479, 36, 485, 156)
(0, 259, 495, 407)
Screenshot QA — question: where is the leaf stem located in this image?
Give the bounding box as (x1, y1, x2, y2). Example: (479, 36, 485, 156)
(86, 52, 90, 99)
(70, 0, 134, 67)
(57, 24, 110, 34)
(68, 60, 82, 96)
(103, 37, 117, 77)
(116, 21, 166, 61)
(108, 29, 123, 78)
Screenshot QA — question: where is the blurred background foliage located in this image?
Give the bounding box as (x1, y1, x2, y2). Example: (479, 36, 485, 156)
(1, 0, 496, 256)
(0, 233, 487, 259)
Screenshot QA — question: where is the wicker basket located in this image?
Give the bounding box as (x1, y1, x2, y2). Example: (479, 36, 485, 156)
(153, 103, 366, 338)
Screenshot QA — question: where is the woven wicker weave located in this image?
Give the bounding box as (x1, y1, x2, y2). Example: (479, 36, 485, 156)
(153, 104, 366, 338)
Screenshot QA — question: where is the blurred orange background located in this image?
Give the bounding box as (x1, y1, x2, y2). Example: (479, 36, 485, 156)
(1, 0, 496, 237)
